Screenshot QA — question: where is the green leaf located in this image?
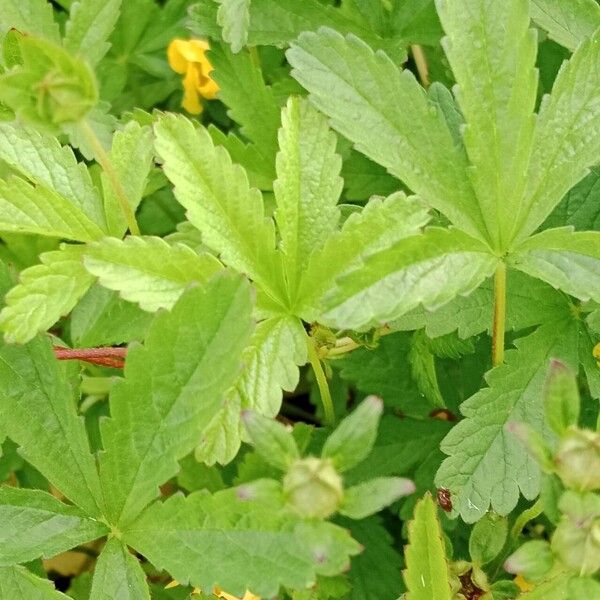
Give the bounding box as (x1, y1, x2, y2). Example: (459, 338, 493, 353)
(391, 0, 443, 45)
(436, 318, 579, 522)
(0, 336, 104, 516)
(0, 177, 105, 242)
(274, 97, 342, 297)
(191, 0, 407, 58)
(124, 482, 360, 597)
(340, 477, 415, 519)
(409, 329, 445, 409)
(102, 122, 154, 237)
(154, 114, 284, 301)
(394, 270, 568, 339)
(319, 227, 497, 331)
(0, 566, 70, 599)
(322, 396, 383, 472)
(342, 516, 403, 600)
(469, 513, 508, 566)
(543, 360, 580, 436)
(194, 389, 243, 467)
(509, 228, 600, 303)
(89, 538, 150, 600)
(207, 43, 280, 177)
(0, 244, 94, 344)
(297, 192, 430, 321)
(98, 273, 254, 527)
(530, 0, 600, 51)
(403, 493, 452, 600)
(64, 0, 122, 67)
(242, 411, 300, 471)
(83, 236, 223, 312)
(70, 285, 153, 347)
(0, 0, 60, 42)
(196, 315, 306, 466)
(436, 0, 537, 251)
(518, 29, 600, 241)
(544, 166, 600, 231)
(287, 29, 487, 240)
(0, 123, 106, 231)
(237, 315, 307, 415)
(0, 487, 107, 565)
(336, 331, 423, 413)
(216, 0, 251, 53)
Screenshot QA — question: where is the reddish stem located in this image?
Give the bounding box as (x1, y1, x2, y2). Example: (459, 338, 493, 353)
(53, 346, 128, 369)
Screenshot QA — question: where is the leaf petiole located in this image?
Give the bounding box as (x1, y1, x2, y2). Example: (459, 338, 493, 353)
(306, 334, 335, 426)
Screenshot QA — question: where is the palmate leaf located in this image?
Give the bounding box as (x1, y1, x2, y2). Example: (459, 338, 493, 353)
(318, 228, 497, 331)
(530, 0, 600, 51)
(286, 29, 487, 241)
(0, 244, 94, 344)
(102, 122, 154, 238)
(403, 493, 452, 600)
(64, 0, 122, 67)
(98, 272, 253, 527)
(0, 487, 107, 566)
(436, 316, 579, 523)
(516, 28, 600, 242)
(154, 114, 285, 302)
(297, 192, 430, 322)
(83, 236, 223, 312)
(0, 123, 106, 232)
(274, 97, 342, 299)
(124, 482, 361, 597)
(0, 566, 69, 599)
(435, 0, 537, 250)
(89, 538, 150, 600)
(0, 335, 104, 516)
(508, 228, 600, 303)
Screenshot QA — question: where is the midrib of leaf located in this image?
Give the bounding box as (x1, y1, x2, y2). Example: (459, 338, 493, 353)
(0, 350, 103, 516)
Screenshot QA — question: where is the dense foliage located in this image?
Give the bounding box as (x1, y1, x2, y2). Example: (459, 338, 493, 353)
(0, 0, 600, 598)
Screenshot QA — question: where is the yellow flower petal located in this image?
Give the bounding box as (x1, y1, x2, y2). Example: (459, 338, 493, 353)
(182, 65, 203, 115)
(213, 586, 260, 600)
(514, 574, 534, 592)
(594, 343, 600, 367)
(167, 38, 219, 114)
(165, 580, 180, 589)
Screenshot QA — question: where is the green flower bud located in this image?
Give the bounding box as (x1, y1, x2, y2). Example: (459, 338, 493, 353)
(0, 35, 97, 132)
(552, 516, 600, 575)
(555, 428, 600, 492)
(283, 457, 343, 519)
(503, 540, 553, 581)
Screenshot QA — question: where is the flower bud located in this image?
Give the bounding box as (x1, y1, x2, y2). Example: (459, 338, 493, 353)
(283, 457, 343, 519)
(552, 515, 600, 575)
(504, 540, 553, 581)
(554, 428, 600, 491)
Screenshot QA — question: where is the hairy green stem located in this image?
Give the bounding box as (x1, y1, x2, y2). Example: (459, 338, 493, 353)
(306, 335, 335, 426)
(79, 119, 141, 236)
(492, 261, 507, 366)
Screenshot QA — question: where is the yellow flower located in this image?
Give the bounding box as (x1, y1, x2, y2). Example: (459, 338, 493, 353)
(167, 39, 219, 114)
(594, 343, 600, 367)
(165, 581, 260, 600)
(514, 574, 534, 592)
